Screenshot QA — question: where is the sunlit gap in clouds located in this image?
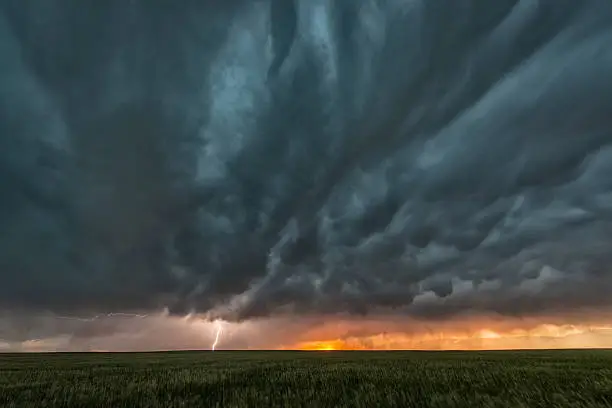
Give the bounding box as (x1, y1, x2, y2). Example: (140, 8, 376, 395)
(283, 313, 612, 351)
(289, 324, 612, 351)
(2, 312, 612, 352)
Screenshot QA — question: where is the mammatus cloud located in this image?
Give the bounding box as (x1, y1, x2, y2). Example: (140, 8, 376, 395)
(1, 0, 612, 341)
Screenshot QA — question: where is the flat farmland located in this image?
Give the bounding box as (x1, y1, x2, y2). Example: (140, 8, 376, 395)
(1, 349, 611, 407)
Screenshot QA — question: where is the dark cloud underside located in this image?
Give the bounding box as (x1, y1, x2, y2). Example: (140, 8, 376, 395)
(0, 0, 611, 321)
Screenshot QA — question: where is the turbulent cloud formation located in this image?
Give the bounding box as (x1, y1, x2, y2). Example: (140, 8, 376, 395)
(1, 0, 612, 327)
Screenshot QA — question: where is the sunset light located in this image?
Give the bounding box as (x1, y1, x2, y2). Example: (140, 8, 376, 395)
(299, 341, 343, 351)
(286, 323, 612, 351)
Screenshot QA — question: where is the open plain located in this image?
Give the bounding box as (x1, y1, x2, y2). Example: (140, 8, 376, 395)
(1, 350, 611, 407)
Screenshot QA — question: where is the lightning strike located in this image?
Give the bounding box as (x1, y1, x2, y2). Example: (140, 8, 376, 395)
(212, 320, 223, 351)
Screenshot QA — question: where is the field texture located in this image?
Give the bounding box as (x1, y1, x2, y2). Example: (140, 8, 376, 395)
(1, 350, 611, 407)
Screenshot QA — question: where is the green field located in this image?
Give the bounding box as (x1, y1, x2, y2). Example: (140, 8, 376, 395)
(1, 349, 611, 407)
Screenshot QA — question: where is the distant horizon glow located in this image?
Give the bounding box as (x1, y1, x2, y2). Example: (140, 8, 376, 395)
(1, 312, 611, 352)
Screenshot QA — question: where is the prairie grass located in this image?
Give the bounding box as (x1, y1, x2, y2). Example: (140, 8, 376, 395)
(1, 349, 611, 407)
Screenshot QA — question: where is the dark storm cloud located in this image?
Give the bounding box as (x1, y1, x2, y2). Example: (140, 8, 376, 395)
(1, 0, 612, 321)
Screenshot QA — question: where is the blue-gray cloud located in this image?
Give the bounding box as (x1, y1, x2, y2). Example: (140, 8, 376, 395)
(1, 0, 612, 321)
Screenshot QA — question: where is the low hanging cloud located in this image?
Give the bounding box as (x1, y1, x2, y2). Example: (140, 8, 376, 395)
(1, 0, 612, 337)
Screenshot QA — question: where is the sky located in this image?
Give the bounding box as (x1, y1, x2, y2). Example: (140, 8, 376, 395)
(1, 0, 612, 351)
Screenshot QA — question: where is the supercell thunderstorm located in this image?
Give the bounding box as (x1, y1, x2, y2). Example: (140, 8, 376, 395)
(1, 0, 612, 348)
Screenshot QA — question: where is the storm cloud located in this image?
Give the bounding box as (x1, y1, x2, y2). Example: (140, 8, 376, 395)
(1, 0, 612, 324)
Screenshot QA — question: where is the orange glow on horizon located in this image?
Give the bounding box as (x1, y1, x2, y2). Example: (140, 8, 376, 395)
(298, 340, 346, 351)
(284, 323, 612, 351)
(8, 313, 612, 352)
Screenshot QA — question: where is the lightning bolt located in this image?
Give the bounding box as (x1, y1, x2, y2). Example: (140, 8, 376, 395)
(212, 320, 223, 351)
(55, 312, 149, 322)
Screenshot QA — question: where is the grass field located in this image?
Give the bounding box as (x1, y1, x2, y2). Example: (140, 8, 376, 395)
(1, 349, 611, 407)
